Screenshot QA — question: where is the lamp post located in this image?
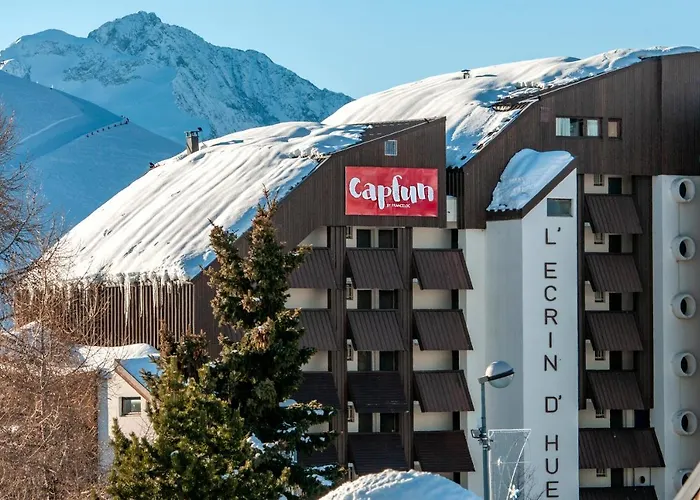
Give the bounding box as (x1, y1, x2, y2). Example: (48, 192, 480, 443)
(470, 360, 515, 500)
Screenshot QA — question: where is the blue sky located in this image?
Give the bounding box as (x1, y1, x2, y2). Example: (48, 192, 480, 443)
(1, 0, 698, 98)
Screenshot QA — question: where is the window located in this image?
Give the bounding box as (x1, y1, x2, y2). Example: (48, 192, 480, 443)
(378, 229, 395, 249)
(596, 469, 607, 478)
(345, 283, 354, 301)
(345, 226, 353, 239)
(594, 291, 605, 303)
(595, 407, 606, 419)
(556, 117, 602, 137)
(586, 119, 601, 137)
(593, 174, 604, 186)
(608, 234, 622, 253)
(121, 397, 142, 416)
(357, 351, 372, 371)
(594, 350, 606, 361)
(379, 290, 397, 310)
(556, 117, 584, 137)
(593, 233, 605, 245)
(380, 413, 399, 433)
(356, 229, 372, 248)
(608, 177, 622, 195)
(384, 140, 398, 156)
(357, 290, 372, 309)
(379, 351, 398, 371)
(358, 413, 373, 432)
(546, 198, 572, 217)
(608, 119, 621, 139)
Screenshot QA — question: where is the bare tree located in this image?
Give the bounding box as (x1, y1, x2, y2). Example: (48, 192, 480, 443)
(0, 106, 107, 498)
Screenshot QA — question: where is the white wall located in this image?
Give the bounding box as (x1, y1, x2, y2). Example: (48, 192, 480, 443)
(652, 175, 700, 498)
(460, 228, 488, 494)
(412, 284, 451, 309)
(287, 289, 328, 309)
(413, 404, 453, 431)
(98, 372, 152, 471)
(580, 469, 611, 488)
(520, 170, 580, 497)
(413, 345, 452, 371)
(484, 219, 524, 433)
(300, 227, 327, 246)
(413, 227, 452, 249)
(579, 400, 610, 428)
(304, 352, 329, 371)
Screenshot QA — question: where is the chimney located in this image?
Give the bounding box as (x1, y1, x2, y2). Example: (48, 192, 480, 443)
(185, 127, 202, 154)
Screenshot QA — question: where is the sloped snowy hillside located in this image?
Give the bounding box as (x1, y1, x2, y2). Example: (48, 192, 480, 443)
(320, 470, 481, 499)
(0, 12, 352, 142)
(324, 47, 698, 168)
(0, 71, 180, 227)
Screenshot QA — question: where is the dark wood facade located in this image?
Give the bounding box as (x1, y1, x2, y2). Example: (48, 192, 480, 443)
(460, 52, 700, 229)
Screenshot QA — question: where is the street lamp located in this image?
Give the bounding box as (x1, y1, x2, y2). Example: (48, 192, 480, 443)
(470, 360, 515, 500)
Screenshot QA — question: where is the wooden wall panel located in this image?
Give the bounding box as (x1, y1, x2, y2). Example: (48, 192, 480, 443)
(396, 227, 414, 465)
(328, 226, 348, 464)
(632, 177, 654, 408)
(461, 52, 700, 229)
(660, 53, 700, 175)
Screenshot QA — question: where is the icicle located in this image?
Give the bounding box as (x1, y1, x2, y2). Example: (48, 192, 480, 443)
(138, 277, 145, 318)
(122, 274, 132, 320)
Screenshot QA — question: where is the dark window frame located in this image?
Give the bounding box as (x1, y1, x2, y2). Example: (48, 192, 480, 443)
(120, 397, 142, 416)
(608, 118, 622, 139)
(546, 198, 573, 217)
(356, 229, 372, 249)
(555, 116, 603, 138)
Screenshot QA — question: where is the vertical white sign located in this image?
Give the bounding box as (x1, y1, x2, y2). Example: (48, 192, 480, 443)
(521, 173, 579, 498)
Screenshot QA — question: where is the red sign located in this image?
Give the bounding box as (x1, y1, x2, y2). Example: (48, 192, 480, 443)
(345, 166, 438, 217)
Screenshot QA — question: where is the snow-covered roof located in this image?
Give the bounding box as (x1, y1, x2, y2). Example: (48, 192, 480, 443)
(74, 343, 159, 372)
(320, 470, 481, 499)
(488, 149, 574, 211)
(324, 47, 698, 168)
(59, 122, 366, 283)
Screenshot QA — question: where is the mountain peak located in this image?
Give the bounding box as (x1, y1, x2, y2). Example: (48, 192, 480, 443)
(1, 14, 351, 142)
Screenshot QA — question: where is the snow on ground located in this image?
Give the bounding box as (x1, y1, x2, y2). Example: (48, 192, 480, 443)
(324, 47, 697, 168)
(488, 149, 574, 211)
(320, 470, 481, 500)
(59, 122, 365, 284)
(0, 71, 180, 227)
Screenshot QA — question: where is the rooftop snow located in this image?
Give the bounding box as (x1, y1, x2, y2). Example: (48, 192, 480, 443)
(324, 47, 698, 168)
(59, 122, 365, 283)
(73, 343, 159, 372)
(320, 469, 481, 499)
(488, 149, 574, 211)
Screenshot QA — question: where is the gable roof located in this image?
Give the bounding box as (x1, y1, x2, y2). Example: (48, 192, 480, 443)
(325, 47, 698, 169)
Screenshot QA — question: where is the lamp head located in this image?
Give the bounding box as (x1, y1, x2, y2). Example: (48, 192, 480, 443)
(484, 360, 515, 389)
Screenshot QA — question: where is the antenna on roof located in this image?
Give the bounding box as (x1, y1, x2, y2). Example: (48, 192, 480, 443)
(462, 69, 471, 79)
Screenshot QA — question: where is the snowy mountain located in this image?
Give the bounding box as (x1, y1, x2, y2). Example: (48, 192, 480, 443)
(0, 70, 180, 227)
(0, 12, 352, 143)
(320, 470, 481, 499)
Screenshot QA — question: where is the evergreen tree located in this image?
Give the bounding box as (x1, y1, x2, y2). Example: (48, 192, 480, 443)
(206, 192, 343, 499)
(107, 324, 284, 499)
